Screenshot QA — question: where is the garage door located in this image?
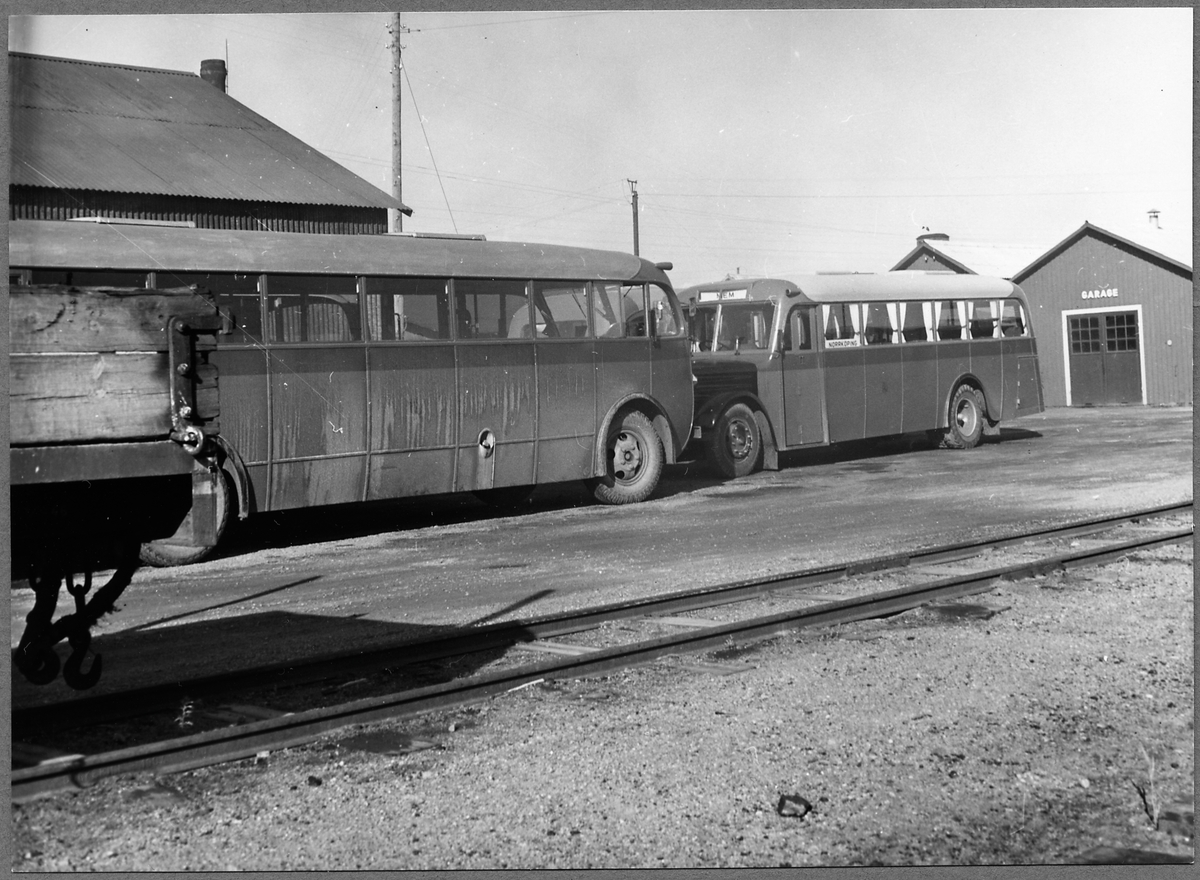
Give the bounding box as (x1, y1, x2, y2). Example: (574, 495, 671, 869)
(1068, 311, 1142, 405)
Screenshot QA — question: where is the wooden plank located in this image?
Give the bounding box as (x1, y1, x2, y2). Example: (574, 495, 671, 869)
(10, 352, 172, 444)
(10, 285, 218, 353)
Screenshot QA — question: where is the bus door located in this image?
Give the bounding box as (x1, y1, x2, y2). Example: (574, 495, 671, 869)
(454, 279, 539, 492)
(528, 281, 598, 483)
(263, 275, 368, 510)
(779, 304, 827, 446)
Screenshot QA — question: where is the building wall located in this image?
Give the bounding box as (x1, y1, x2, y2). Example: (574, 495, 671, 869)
(894, 250, 961, 273)
(1016, 234, 1193, 407)
(11, 186, 389, 235)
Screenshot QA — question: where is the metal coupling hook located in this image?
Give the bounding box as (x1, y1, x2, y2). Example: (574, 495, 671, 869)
(172, 423, 207, 456)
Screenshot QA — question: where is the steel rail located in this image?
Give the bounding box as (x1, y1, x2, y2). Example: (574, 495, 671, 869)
(12, 518, 1191, 803)
(13, 501, 1191, 737)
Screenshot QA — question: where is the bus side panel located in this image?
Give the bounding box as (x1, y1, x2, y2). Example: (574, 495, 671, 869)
(823, 348, 866, 442)
(268, 347, 367, 510)
(456, 342, 538, 491)
(596, 338, 653, 440)
(650, 336, 696, 459)
(211, 348, 270, 510)
(531, 340, 596, 484)
(969, 340, 1004, 420)
(900, 343, 940, 432)
(863, 346, 902, 438)
(367, 345, 457, 499)
(936, 342, 972, 427)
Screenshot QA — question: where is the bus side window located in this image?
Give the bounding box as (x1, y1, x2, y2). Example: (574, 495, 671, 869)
(165, 271, 262, 345)
(592, 282, 625, 338)
(454, 278, 529, 340)
(935, 300, 963, 341)
(788, 307, 812, 351)
(624, 285, 648, 337)
(266, 275, 360, 343)
(968, 299, 997, 339)
(1000, 298, 1027, 337)
(900, 301, 927, 342)
(532, 282, 589, 338)
(864, 302, 894, 345)
(823, 302, 859, 343)
(364, 277, 450, 341)
(647, 284, 682, 338)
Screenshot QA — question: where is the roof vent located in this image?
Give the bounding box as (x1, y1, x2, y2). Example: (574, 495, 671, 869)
(200, 59, 227, 93)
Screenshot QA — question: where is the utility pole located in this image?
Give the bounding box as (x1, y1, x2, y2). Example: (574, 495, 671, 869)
(628, 179, 639, 256)
(389, 13, 406, 233)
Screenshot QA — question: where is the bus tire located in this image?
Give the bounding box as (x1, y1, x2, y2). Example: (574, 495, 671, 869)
(942, 385, 985, 450)
(591, 410, 664, 505)
(139, 468, 233, 567)
(707, 402, 763, 478)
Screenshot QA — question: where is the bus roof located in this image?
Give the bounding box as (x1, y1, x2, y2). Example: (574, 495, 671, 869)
(680, 272, 1022, 305)
(9, 220, 671, 286)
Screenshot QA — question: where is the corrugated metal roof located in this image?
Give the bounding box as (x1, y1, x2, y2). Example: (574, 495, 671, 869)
(10, 52, 410, 213)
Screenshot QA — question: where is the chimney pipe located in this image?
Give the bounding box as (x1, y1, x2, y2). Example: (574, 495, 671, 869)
(200, 59, 227, 93)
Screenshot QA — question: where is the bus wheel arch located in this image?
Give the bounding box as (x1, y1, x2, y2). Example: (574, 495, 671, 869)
(942, 382, 987, 450)
(590, 405, 666, 505)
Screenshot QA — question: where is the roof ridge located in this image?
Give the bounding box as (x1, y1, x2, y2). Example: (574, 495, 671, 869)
(10, 51, 194, 78)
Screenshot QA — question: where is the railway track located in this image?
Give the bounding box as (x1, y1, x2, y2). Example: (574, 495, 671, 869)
(12, 502, 1192, 803)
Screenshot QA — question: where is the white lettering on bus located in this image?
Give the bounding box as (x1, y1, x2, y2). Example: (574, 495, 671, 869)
(1080, 288, 1119, 300)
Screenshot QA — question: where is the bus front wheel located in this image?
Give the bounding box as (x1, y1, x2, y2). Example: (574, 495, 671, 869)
(591, 410, 664, 505)
(707, 402, 763, 479)
(942, 385, 985, 450)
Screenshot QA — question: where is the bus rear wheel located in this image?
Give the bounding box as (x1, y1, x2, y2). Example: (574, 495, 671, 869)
(707, 402, 763, 478)
(591, 410, 664, 505)
(139, 468, 233, 567)
(942, 385, 985, 450)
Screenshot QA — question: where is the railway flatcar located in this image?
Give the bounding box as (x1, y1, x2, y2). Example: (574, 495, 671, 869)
(678, 272, 1044, 477)
(10, 283, 228, 688)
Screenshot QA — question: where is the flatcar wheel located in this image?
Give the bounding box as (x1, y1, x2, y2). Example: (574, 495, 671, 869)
(140, 468, 233, 567)
(707, 402, 763, 479)
(942, 385, 985, 449)
(590, 410, 664, 505)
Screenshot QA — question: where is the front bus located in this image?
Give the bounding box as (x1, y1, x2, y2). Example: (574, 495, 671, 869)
(11, 219, 696, 564)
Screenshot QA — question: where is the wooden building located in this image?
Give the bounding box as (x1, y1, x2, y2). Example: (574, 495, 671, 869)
(893, 224, 1192, 407)
(9, 52, 409, 235)
(1011, 223, 1192, 407)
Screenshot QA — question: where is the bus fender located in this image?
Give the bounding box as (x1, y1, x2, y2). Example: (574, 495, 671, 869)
(211, 435, 253, 520)
(695, 392, 779, 470)
(595, 395, 680, 474)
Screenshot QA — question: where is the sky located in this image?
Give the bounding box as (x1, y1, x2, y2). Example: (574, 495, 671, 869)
(8, 8, 1193, 288)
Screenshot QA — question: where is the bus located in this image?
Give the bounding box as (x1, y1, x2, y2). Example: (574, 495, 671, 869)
(678, 272, 1044, 477)
(10, 219, 695, 564)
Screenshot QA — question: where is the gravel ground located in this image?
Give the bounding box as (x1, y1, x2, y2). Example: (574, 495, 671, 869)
(11, 533, 1193, 869)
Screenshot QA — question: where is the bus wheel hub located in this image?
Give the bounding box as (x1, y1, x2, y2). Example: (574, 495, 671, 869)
(613, 432, 643, 479)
